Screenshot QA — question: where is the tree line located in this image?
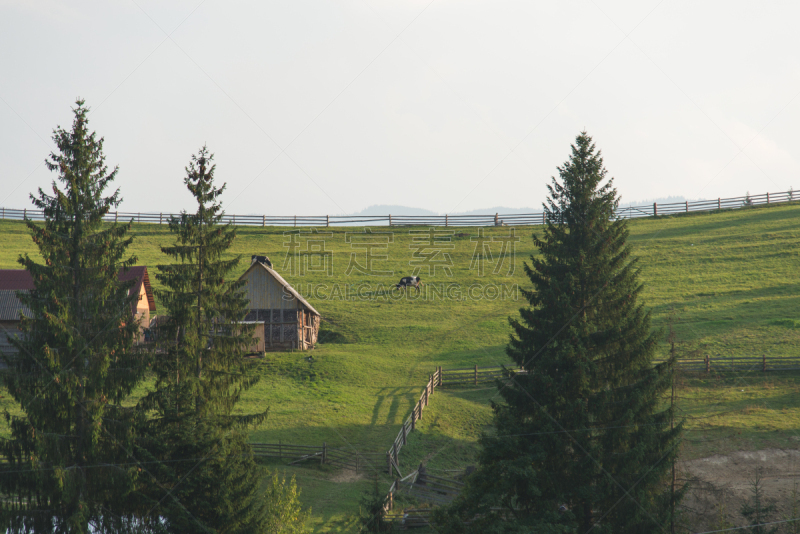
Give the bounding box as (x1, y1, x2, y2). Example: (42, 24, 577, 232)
(0, 100, 309, 533)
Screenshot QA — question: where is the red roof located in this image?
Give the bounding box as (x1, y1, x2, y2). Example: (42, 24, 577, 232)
(0, 270, 35, 290)
(0, 267, 155, 312)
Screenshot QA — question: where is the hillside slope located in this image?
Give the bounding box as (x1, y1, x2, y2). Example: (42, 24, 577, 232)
(2, 202, 799, 530)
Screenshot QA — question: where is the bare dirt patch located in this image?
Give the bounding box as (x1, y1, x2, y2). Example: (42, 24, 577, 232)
(681, 448, 800, 529)
(329, 469, 364, 484)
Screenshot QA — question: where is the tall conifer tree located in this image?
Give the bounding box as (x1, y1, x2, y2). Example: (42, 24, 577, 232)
(435, 133, 683, 533)
(136, 147, 273, 533)
(0, 100, 145, 533)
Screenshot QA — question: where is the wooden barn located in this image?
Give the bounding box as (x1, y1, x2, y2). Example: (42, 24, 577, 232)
(239, 256, 320, 351)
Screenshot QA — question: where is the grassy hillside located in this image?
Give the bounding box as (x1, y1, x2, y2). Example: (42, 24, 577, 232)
(1, 202, 800, 531)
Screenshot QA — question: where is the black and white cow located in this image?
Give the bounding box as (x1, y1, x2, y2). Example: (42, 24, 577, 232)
(396, 276, 422, 291)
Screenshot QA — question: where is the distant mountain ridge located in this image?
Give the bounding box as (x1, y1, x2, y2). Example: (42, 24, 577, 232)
(351, 204, 539, 216)
(351, 198, 695, 217)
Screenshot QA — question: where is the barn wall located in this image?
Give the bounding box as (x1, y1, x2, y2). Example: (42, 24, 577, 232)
(0, 320, 22, 355)
(240, 265, 320, 351)
(242, 267, 298, 309)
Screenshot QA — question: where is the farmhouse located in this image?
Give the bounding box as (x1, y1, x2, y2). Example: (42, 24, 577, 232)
(0, 267, 156, 353)
(239, 256, 320, 351)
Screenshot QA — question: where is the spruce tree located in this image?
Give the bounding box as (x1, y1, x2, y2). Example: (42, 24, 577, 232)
(0, 100, 146, 533)
(435, 132, 683, 533)
(136, 147, 274, 533)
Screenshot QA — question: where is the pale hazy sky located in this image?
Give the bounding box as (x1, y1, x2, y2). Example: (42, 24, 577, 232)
(1, 0, 798, 216)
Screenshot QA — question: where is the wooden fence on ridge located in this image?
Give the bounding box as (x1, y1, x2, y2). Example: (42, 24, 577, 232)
(1, 188, 796, 227)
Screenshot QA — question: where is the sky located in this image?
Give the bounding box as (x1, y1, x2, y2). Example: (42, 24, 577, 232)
(1, 0, 799, 216)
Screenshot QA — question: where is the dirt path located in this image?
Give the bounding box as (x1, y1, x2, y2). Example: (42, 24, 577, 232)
(681, 448, 800, 529)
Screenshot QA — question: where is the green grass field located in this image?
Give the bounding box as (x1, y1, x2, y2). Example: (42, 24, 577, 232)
(2, 202, 800, 531)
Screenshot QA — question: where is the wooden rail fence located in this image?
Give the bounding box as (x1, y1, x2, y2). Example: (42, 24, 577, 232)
(1, 188, 796, 227)
(249, 442, 385, 472)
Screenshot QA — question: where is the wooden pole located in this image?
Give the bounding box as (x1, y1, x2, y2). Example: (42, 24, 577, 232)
(705, 354, 710, 373)
(654, 202, 657, 217)
(279, 440, 282, 458)
(417, 400, 422, 420)
(424, 385, 429, 407)
(326, 214, 329, 227)
(445, 214, 448, 227)
(411, 406, 416, 431)
(159, 213, 162, 225)
(263, 214, 265, 227)
(429, 375, 433, 396)
(389, 214, 392, 226)
(474, 364, 478, 385)
(718, 198, 721, 210)
(685, 201, 688, 213)
(294, 215, 296, 227)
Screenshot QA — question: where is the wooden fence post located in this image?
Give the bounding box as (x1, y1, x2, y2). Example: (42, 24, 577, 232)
(263, 214, 265, 227)
(294, 215, 296, 227)
(438, 366, 442, 386)
(685, 201, 689, 213)
(767, 193, 770, 204)
(705, 354, 710, 373)
(718, 198, 721, 210)
(424, 385, 429, 407)
(279, 440, 282, 458)
(654, 202, 657, 217)
(417, 400, 422, 420)
(763, 354, 767, 372)
(115, 211, 118, 223)
(542, 212, 545, 225)
(23, 208, 26, 220)
(474, 364, 478, 385)
(429, 375, 433, 396)
(389, 214, 392, 226)
(326, 215, 329, 227)
(393, 442, 398, 468)
(411, 406, 416, 431)
(445, 214, 448, 227)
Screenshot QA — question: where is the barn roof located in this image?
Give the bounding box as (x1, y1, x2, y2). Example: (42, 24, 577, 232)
(240, 261, 321, 317)
(0, 290, 31, 321)
(0, 267, 156, 315)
